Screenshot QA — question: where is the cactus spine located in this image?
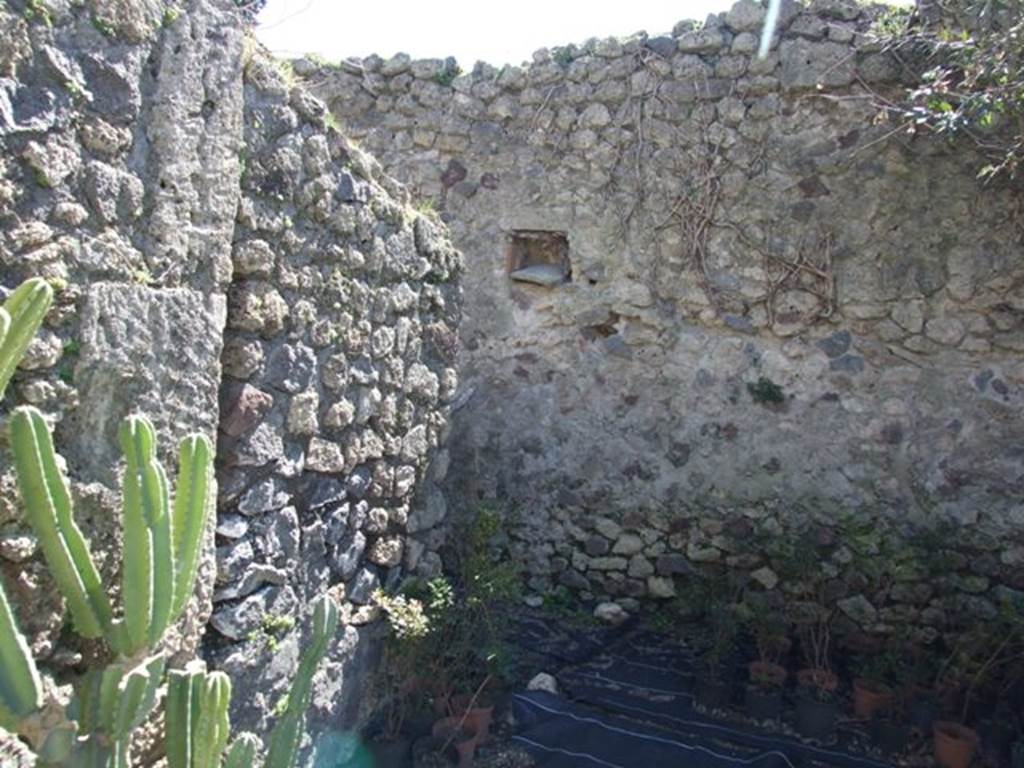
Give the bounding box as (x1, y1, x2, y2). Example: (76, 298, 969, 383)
(265, 594, 339, 768)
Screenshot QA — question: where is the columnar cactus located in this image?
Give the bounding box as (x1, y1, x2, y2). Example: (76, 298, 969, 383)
(165, 595, 339, 768)
(0, 279, 51, 736)
(222, 732, 261, 768)
(0, 276, 341, 768)
(166, 661, 233, 768)
(9, 405, 115, 640)
(264, 594, 339, 768)
(72, 653, 167, 766)
(9, 406, 215, 657)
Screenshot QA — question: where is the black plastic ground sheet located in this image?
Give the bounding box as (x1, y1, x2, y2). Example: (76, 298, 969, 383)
(506, 614, 895, 768)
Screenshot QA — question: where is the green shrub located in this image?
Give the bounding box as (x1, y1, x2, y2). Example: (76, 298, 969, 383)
(877, 0, 1024, 180)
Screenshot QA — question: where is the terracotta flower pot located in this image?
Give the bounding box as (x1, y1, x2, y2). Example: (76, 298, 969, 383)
(853, 678, 894, 720)
(934, 720, 979, 768)
(450, 694, 495, 743)
(431, 716, 480, 767)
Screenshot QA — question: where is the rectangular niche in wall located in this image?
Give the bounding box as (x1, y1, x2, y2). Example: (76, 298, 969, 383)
(507, 230, 571, 287)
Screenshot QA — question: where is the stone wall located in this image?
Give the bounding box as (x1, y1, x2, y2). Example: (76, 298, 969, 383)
(0, 0, 242, 667)
(207, 48, 462, 748)
(306, 0, 1024, 639)
(0, 0, 460, 757)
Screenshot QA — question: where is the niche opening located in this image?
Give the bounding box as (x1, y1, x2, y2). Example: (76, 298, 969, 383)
(507, 230, 571, 287)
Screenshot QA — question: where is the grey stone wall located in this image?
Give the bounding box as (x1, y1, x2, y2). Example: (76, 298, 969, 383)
(207, 48, 462, 750)
(0, 0, 461, 757)
(0, 0, 242, 666)
(306, 0, 1024, 639)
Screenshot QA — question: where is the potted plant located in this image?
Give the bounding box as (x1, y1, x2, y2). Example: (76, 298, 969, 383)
(904, 640, 942, 734)
(934, 720, 981, 768)
(793, 600, 839, 741)
(371, 577, 459, 766)
(695, 601, 740, 712)
(427, 505, 520, 745)
(771, 529, 840, 742)
(371, 587, 438, 767)
(739, 599, 790, 722)
(933, 602, 1024, 768)
(746, 660, 787, 723)
(429, 716, 482, 768)
(687, 570, 744, 712)
(853, 647, 899, 720)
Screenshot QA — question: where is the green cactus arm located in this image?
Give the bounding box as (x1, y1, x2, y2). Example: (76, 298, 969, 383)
(0, 278, 53, 399)
(170, 434, 213, 621)
(265, 596, 338, 768)
(70, 667, 102, 733)
(112, 654, 165, 738)
(166, 663, 197, 768)
(148, 458, 174, 649)
(166, 660, 210, 768)
(68, 736, 117, 768)
(166, 662, 234, 768)
(97, 663, 125, 736)
(190, 673, 216, 768)
(38, 721, 77, 764)
(111, 668, 147, 740)
(133, 654, 166, 731)
(111, 741, 131, 768)
(119, 415, 176, 654)
(9, 406, 113, 639)
(264, 713, 300, 768)
(0, 309, 10, 389)
(193, 672, 231, 768)
(0, 577, 42, 722)
(0, 699, 16, 732)
(223, 732, 262, 768)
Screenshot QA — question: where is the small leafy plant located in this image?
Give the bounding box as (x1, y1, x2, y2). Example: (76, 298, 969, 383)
(435, 64, 462, 87)
(373, 585, 440, 740)
(747, 376, 785, 406)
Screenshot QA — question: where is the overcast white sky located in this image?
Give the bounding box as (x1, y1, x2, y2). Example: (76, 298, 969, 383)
(256, 1, 737, 67)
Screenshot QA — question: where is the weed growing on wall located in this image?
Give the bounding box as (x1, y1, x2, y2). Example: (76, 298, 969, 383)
(747, 376, 785, 406)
